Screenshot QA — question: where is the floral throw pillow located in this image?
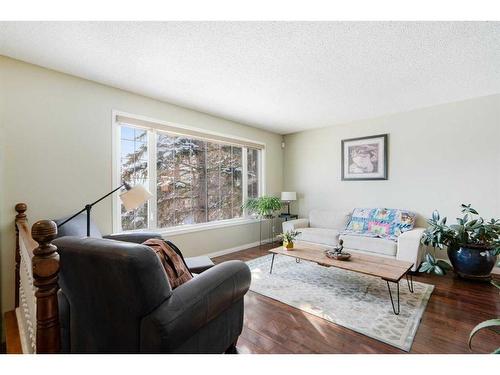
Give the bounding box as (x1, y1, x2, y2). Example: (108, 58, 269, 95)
(343, 208, 416, 240)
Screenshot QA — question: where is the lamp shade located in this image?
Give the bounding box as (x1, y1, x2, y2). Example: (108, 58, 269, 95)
(281, 192, 297, 201)
(120, 184, 153, 211)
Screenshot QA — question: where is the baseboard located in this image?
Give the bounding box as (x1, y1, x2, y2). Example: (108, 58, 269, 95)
(206, 241, 261, 258)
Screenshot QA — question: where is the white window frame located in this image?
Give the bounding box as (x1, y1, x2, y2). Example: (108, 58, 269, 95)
(111, 110, 265, 235)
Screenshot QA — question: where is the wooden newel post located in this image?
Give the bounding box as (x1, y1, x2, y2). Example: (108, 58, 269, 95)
(14, 203, 27, 308)
(31, 219, 61, 354)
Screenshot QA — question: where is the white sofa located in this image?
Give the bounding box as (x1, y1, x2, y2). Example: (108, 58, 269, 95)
(282, 209, 425, 271)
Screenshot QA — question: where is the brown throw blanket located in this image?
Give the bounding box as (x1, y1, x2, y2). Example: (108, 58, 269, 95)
(142, 239, 192, 289)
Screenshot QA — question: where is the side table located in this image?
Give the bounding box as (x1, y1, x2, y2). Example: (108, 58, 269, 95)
(279, 213, 298, 222)
(259, 216, 277, 248)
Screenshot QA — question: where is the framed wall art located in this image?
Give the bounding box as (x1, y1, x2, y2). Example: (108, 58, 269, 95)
(341, 134, 388, 180)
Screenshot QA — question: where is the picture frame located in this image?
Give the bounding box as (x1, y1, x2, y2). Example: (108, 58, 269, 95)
(341, 134, 388, 180)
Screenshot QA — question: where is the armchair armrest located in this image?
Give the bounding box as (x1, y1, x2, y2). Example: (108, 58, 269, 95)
(103, 232, 162, 244)
(282, 218, 309, 232)
(139, 260, 251, 353)
(397, 227, 426, 272)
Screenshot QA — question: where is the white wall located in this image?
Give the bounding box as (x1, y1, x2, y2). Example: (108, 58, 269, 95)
(0, 56, 284, 335)
(284, 94, 500, 242)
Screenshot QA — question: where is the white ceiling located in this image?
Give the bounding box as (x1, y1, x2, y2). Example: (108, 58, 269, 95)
(1, 22, 499, 134)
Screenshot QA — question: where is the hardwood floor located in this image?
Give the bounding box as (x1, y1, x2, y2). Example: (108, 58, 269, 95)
(213, 244, 500, 354)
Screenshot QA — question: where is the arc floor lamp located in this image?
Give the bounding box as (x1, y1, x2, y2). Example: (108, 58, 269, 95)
(57, 182, 152, 236)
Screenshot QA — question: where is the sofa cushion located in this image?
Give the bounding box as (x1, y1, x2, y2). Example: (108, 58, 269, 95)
(309, 209, 350, 230)
(339, 234, 397, 257)
(298, 227, 340, 246)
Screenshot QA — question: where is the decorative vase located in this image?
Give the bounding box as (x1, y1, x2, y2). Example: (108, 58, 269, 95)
(285, 241, 294, 250)
(447, 245, 497, 281)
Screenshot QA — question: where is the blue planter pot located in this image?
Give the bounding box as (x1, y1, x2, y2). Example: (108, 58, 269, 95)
(447, 245, 498, 281)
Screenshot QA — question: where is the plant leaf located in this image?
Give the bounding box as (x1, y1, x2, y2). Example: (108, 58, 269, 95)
(425, 253, 436, 264)
(437, 260, 452, 270)
(433, 265, 444, 276)
(432, 210, 440, 221)
(419, 263, 432, 273)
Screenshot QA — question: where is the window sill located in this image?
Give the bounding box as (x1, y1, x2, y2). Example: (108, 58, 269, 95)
(123, 217, 261, 237)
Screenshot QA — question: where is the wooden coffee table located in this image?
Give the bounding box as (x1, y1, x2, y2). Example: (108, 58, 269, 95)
(269, 241, 414, 315)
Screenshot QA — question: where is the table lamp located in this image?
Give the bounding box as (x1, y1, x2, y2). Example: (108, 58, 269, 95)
(281, 192, 297, 215)
(57, 182, 152, 236)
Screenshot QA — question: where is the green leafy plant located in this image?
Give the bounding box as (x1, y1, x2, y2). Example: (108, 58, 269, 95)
(419, 204, 500, 275)
(242, 196, 283, 218)
(419, 253, 452, 275)
(278, 230, 301, 244)
(469, 280, 500, 354)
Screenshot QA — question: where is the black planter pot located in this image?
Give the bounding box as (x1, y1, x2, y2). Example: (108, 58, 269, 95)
(447, 245, 498, 281)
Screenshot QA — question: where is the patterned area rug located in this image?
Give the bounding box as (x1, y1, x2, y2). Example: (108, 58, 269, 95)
(246, 254, 434, 351)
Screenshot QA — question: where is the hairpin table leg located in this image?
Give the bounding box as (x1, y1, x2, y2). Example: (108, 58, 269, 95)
(406, 272, 414, 293)
(385, 280, 400, 315)
(269, 253, 276, 274)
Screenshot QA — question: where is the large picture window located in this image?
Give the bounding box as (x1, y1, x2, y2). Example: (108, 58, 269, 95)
(114, 114, 263, 232)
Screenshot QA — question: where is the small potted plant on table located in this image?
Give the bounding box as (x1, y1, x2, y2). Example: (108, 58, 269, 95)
(278, 230, 301, 250)
(420, 204, 500, 280)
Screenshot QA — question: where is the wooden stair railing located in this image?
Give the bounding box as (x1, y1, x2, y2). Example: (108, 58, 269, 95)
(7, 203, 60, 353)
(32, 219, 60, 353)
(14, 203, 26, 309)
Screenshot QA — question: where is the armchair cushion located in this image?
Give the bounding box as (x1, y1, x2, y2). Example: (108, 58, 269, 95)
(185, 256, 216, 274)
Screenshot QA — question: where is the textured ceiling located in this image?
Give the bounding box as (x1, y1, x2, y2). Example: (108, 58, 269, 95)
(1, 22, 499, 134)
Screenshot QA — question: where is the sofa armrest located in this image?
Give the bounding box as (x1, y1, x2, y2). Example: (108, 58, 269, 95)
(282, 218, 309, 232)
(139, 260, 251, 353)
(397, 227, 426, 272)
(103, 232, 162, 244)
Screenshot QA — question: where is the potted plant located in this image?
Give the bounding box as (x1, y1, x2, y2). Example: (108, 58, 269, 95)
(278, 230, 301, 250)
(242, 196, 283, 218)
(420, 204, 500, 280)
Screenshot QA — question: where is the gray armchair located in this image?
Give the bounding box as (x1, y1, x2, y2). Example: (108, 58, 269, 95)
(54, 214, 215, 273)
(53, 236, 251, 353)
